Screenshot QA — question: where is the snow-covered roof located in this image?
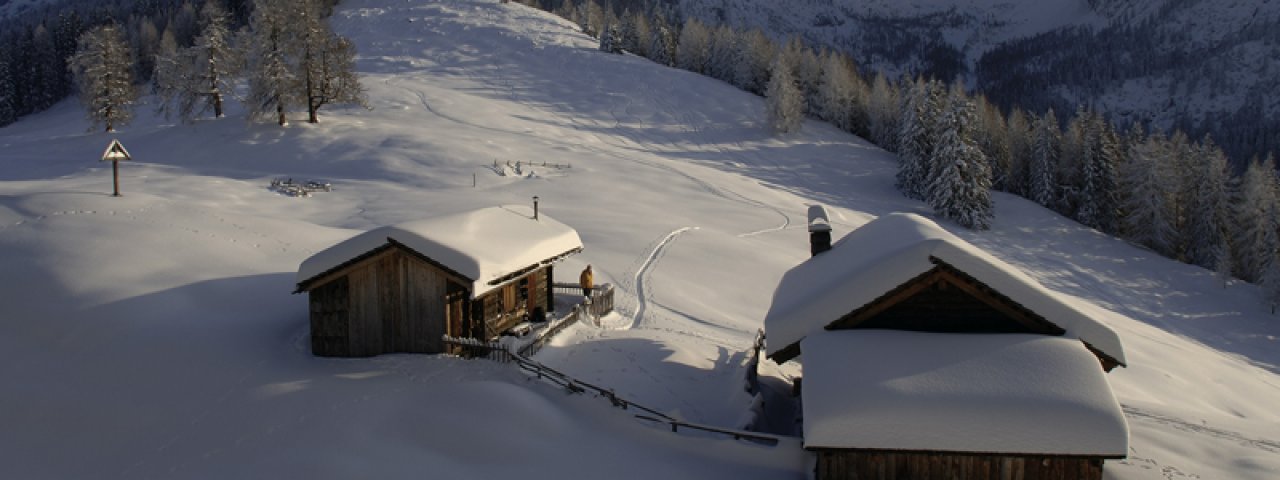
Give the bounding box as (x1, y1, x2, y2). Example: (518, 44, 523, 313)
(296, 205, 582, 297)
(763, 212, 1126, 366)
(801, 330, 1129, 456)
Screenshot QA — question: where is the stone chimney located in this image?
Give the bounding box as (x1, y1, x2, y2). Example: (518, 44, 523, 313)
(808, 205, 832, 257)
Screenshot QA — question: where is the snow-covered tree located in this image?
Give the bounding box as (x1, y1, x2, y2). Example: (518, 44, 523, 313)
(1263, 257, 1280, 314)
(1077, 110, 1120, 233)
(816, 50, 866, 136)
(68, 24, 138, 132)
(626, 10, 650, 58)
(295, 0, 366, 124)
(646, 18, 675, 67)
(866, 72, 899, 150)
(974, 94, 1011, 193)
(764, 52, 803, 134)
(1234, 155, 1279, 282)
(925, 84, 993, 230)
(1118, 130, 1176, 257)
(793, 44, 823, 115)
(579, 0, 604, 37)
(1214, 238, 1233, 287)
(896, 77, 942, 200)
(154, 0, 242, 122)
(245, 0, 297, 126)
(1004, 107, 1032, 196)
(674, 18, 709, 73)
(1029, 109, 1060, 208)
(1184, 136, 1231, 269)
(704, 24, 738, 83)
(598, 20, 621, 54)
(732, 29, 773, 95)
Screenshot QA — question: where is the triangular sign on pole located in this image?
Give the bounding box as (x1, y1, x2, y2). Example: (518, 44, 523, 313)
(101, 139, 132, 162)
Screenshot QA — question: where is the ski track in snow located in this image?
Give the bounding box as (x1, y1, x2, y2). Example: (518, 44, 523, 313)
(1122, 405, 1280, 453)
(628, 227, 695, 330)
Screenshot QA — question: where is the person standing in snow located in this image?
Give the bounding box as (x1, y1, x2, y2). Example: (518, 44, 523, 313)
(580, 265, 594, 298)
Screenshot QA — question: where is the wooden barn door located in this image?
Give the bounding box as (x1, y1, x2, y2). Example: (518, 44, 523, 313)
(445, 286, 467, 354)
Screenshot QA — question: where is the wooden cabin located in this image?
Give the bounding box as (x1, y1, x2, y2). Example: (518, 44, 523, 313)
(763, 212, 1130, 480)
(294, 205, 583, 357)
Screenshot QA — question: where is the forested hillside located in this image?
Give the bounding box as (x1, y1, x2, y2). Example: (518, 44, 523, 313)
(677, 0, 1280, 168)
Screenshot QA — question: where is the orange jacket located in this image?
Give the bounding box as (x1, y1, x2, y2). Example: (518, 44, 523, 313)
(580, 268, 594, 289)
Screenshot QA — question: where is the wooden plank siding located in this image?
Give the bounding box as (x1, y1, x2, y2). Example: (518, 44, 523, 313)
(309, 276, 351, 356)
(814, 450, 1104, 480)
(304, 242, 560, 357)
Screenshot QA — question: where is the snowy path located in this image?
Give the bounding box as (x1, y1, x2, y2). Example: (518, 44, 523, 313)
(626, 227, 696, 330)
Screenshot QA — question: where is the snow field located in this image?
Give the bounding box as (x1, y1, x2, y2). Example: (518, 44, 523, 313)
(0, 0, 1277, 479)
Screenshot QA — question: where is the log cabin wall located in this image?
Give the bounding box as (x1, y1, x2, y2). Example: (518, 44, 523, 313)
(813, 450, 1104, 480)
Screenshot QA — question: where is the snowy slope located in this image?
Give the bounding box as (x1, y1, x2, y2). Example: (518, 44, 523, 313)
(0, 0, 1278, 479)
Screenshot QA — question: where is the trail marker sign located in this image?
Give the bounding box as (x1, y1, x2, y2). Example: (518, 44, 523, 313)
(100, 139, 131, 196)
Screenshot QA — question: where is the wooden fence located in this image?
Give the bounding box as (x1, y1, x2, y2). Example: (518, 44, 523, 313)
(552, 282, 614, 319)
(440, 335, 782, 446)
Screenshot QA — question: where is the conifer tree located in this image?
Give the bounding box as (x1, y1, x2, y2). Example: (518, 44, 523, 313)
(627, 10, 650, 58)
(1005, 108, 1032, 196)
(926, 84, 993, 230)
(1185, 136, 1231, 269)
(866, 72, 899, 150)
(733, 29, 773, 95)
(1029, 109, 1060, 208)
(1235, 155, 1279, 282)
(1214, 238, 1233, 287)
(68, 24, 138, 132)
(0, 48, 13, 125)
(646, 19, 675, 67)
(975, 95, 1011, 193)
(598, 20, 621, 54)
(1078, 111, 1120, 233)
(674, 18, 709, 73)
(816, 50, 865, 136)
(705, 24, 737, 83)
(1119, 131, 1177, 257)
(896, 78, 942, 200)
(764, 52, 803, 134)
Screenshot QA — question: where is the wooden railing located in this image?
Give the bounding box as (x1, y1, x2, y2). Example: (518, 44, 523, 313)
(552, 282, 614, 320)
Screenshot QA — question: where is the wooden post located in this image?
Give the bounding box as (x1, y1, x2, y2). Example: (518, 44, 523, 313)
(100, 139, 131, 197)
(112, 160, 121, 197)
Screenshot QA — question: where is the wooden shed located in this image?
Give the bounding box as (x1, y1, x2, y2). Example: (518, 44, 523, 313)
(295, 205, 582, 357)
(762, 212, 1130, 480)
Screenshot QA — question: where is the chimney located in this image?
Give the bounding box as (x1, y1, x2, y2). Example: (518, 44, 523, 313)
(807, 205, 831, 257)
(533, 196, 540, 220)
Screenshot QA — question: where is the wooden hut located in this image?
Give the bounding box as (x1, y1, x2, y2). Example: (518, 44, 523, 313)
(763, 212, 1130, 480)
(295, 205, 583, 357)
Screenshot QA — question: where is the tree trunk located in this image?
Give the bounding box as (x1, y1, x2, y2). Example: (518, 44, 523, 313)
(210, 61, 223, 118)
(306, 49, 318, 124)
(277, 101, 286, 126)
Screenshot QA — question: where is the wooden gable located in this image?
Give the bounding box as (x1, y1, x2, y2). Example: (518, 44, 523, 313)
(771, 257, 1122, 371)
(826, 257, 1064, 336)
